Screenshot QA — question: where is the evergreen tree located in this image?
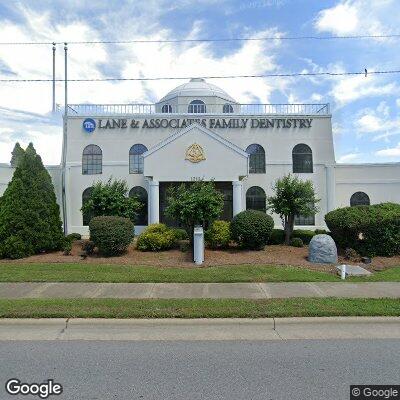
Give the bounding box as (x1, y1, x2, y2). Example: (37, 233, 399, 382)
(0, 144, 64, 259)
(10, 142, 25, 167)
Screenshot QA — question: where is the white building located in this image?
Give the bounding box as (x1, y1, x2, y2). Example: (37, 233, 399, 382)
(1, 78, 399, 235)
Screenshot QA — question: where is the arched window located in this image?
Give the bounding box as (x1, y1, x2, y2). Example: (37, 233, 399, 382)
(82, 187, 93, 226)
(246, 144, 266, 173)
(161, 104, 172, 113)
(223, 104, 234, 113)
(188, 100, 206, 113)
(129, 186, 148, 225)
(292, 144, 313, 173)
(129, 144, 148, 174)
(350, 192, 370, 207)
(246, 186, 266, 213)
(82, 144, 102, 175)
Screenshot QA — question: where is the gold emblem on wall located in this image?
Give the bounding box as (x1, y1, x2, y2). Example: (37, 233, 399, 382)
(185, 143, 206, 163)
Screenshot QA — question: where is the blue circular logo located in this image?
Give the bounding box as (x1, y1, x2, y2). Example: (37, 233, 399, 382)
(83, 118, 96, 133)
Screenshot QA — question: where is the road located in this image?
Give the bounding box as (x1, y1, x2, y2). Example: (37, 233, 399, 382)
(0, 339, 399, 400)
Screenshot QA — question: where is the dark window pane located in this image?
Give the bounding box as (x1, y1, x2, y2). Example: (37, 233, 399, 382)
(246, 186, 266, 212)
(82, 145, 102, 175)
(223, 104, 234, 113)
(350, 192, 370, 206)
(162, 104, 172, 113)
(246, 144, 265, 173)
(188, 100, 206, 113)
(129, 144, 148, 174)
(129, 186, 148, 225)
(292, 144, 313, 173)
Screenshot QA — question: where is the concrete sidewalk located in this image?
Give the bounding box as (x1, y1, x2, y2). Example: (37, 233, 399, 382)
(0, 281, 399, 299)
(0, 317, 399, 341)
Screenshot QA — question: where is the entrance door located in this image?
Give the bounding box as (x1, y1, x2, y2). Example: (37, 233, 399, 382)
(159, 182, 233, 226)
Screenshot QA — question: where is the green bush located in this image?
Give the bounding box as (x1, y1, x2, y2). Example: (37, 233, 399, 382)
(82, 240, 95, 256)
(291, 229, 315, 244)
(89, 216, 134, 256)
(315, 229, 328, 235)
(66, 233, 82, 242)
(136, 224, 176, 251)
(325, 202, 400, 257)
(290, 237, 304, 247)
(205, 220, 231, 249)
(268, 229, 285, 245)
(230, 210, 274, 250)
(0, 236, 33, 259)
(170, 228, 189, 241)
(63, 240, 72, 255)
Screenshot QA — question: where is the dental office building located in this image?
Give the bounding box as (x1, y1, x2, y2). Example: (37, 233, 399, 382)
(1, 78, 399, 234)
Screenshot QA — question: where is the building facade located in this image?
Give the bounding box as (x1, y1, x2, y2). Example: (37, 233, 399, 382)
(1, 78, 399, 235)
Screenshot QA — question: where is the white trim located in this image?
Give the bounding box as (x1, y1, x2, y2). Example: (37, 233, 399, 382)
(142, 122, 249, 159)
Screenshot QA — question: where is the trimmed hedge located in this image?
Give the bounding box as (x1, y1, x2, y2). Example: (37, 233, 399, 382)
(268, 229, 285, 245)
(66, 233, 82, 241)
(325, 202, 400, 257)
(205, 220, 231, 249)
(291, 229, 316, 244)
(89, 216, 134, 256)
(230, 210, 274, 250)
(290, 237, 304, 248)
(136, 224, 176, 251)
(170, 228, 189, 241)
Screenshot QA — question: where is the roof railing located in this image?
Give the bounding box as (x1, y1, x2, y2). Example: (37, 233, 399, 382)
(66, 103, 330, 116)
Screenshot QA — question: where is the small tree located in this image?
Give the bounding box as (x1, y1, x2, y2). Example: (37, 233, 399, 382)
(165, 180, 224, 240)
(0, 143, 64, 258)
(81, 178, 141, 223)
(267, 174, 320, 245)
(10, 142, 25, 167)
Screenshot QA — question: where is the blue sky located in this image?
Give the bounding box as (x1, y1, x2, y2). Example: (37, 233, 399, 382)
(0, 0, 399, 164)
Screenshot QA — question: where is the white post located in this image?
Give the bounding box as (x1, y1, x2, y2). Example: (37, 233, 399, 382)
(232, 180, 243, 216)
(341, 264, 346, 280)
(193, 226, 204, 265)
(326, 165, 336, 212)
(149, 180, 159, 224)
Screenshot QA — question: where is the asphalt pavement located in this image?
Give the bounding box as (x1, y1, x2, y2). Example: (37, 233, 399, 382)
(0, 339, 399, 400)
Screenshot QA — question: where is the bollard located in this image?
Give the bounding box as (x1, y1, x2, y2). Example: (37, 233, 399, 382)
(193, 226, 204, 265)
(341, 264, 346, 280)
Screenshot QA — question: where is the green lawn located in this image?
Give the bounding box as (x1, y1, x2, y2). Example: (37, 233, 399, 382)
(0, 263, 399, 283)
(0, 263, 341, 283)
(0, 298, 398, 318)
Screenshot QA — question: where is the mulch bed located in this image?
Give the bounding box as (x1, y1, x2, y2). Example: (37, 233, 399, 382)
(1, 241, 399, 273)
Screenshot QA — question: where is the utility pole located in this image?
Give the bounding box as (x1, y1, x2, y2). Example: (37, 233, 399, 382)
(61, 42, 68, 234)
(52, 42, 56, 113)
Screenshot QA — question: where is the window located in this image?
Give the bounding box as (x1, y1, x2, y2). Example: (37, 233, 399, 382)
(294, 213, 315, 226)
(246, 144, 266, 173)
(129, 186, 148, 225)
(292, 144, 313, 173)
(350, 192, 370, 206)
(82, 187, 93, 226)
(188, 100, 206, 113)
(223, 104, 234, 113)
(246, 186, 266, 212)
(129, 144, 148, 174)
(161, 104, 172, 113)
(82, 144, 102, 175)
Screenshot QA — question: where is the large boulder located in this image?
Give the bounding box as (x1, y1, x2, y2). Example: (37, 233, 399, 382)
(308, 234, 338, 264)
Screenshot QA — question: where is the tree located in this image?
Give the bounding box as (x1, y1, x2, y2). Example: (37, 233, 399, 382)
(165, 180, 224, 240)
(10, 142, 25, 167)
(0, 143, 64, 258)
(81, 178, 141, 223)
(267, 174, 320, 245)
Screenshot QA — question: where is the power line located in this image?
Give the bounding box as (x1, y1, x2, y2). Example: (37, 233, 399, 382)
(0, 33, 399, 45)
(1, 69, 399, 82)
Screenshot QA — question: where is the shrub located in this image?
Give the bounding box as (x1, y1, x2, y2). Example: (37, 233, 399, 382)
(291, 229, 315, 245)
(344, 247, 359, 261)
(290, 237, 304, 248)
(66, 233, 82, 242)
(89, 216, 134, 256)
(82, 240, 95, 256)
(268, 229, 285, 245)
(136, 224, 176, 251)
(63, 240, 72, 255)
(230, 210, 274, 250)
(205, 220, 231, 249)
(170, 228, 189, 241)
(0, 236, 33, 259)
(315, 229, 328, 235)
(325, 202, 400, 257)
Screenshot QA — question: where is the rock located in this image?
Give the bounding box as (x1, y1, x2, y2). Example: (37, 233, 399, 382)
(308, 234, 338, 264)
(336, 264, 372, 277)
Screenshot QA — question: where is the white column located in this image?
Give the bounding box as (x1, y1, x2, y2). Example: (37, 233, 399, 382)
(232, 180, 244, 216)
(149, 180, 160, 224)
(326, 165, 336, 212)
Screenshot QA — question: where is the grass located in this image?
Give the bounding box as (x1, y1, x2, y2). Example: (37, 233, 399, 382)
(0, 298, 398, 318)
(0, 263, 341, 283)
(348, 266, 400, 282)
